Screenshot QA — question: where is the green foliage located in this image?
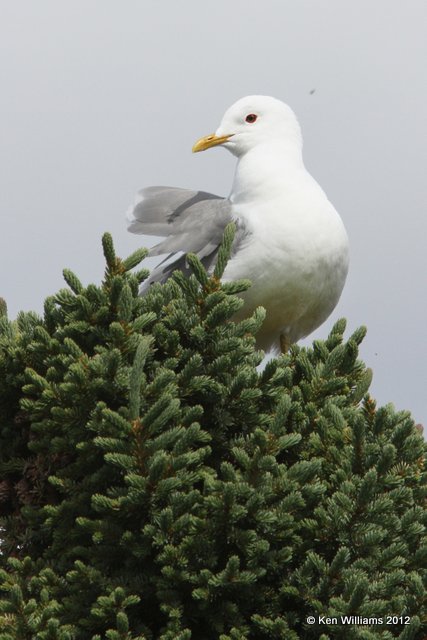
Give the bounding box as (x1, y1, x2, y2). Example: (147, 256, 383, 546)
(0, 230, 426, 639)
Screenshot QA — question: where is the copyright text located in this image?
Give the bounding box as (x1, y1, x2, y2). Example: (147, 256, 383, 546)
(306, 615, 411, 626)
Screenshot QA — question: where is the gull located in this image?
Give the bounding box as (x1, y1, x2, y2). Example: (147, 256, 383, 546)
(127, 95, 349, 354)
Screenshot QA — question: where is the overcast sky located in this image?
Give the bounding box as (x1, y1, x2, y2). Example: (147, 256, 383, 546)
(1, 1, 426, 427)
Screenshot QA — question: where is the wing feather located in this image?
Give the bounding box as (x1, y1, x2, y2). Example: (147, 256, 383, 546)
(127, 186, 238, 288)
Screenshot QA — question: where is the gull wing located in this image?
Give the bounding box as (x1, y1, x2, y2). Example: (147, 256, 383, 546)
(126, 186, 235, 286)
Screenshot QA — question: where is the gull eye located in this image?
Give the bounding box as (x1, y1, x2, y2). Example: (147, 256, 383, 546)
(245, 113, 257, 123)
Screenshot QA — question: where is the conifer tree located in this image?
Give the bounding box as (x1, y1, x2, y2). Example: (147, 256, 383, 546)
(0, 227, 426, 639)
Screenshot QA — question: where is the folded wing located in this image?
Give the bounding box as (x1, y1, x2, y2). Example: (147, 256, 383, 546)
(127, 186, 234, 287)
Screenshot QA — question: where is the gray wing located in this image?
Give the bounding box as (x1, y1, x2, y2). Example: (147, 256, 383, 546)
(127, 186, 234, 287)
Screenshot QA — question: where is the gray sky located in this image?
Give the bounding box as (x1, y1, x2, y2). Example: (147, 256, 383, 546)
(1, 1, 426, 427)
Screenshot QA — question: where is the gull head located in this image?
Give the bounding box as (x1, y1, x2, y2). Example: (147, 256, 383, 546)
(192, 95, 302, 158)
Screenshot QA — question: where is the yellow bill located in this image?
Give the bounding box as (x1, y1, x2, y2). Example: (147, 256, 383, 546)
(192, 133, 231, 153)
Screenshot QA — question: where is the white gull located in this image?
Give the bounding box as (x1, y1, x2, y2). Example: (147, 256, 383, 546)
(127, 95, 349, 353)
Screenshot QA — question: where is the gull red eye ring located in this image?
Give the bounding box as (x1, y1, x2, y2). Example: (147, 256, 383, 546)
(245, 113, 258, 123)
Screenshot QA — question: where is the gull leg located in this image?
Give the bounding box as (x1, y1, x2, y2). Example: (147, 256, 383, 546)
(280, 334, 291, 354)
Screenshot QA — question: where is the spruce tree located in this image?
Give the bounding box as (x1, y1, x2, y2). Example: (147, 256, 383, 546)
(0, 227, 425, 639)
